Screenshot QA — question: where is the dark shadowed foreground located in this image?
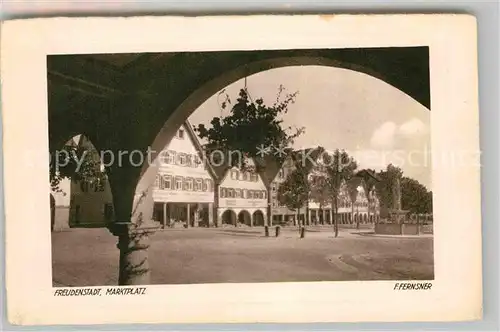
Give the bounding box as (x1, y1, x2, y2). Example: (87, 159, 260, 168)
(52, 227, 433, 287)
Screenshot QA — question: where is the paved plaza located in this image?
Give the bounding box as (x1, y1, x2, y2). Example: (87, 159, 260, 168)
(52, 226, 434, 287)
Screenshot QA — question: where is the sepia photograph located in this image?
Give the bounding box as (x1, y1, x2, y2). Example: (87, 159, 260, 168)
(49, 47, 434, 287)
(1, 14, 481, 325)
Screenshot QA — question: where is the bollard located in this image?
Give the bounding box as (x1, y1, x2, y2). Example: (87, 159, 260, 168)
(265, 225, 269, 237)
(275, 226, 281, 237)
(300, 226, 305, 238)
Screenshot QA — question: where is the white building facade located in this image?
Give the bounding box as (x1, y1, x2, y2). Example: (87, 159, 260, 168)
(217, 162, 268, 227)
(152, 123, 215, 227)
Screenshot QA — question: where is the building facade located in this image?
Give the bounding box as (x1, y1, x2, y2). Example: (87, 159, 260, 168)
(52, 127, 380, 231)
(51, 135, 114, 230)
(217, 162, 268, 227)
(269, 148, 381, 226)
(152, 123, 215, 228)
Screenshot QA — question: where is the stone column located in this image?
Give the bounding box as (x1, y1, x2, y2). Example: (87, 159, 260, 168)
(110, 222, 157, 285)
(107, 165, 158, 285)
(329, 209, 333, 225)
(186, 203, 191, 228)
(162, 202, 167, 228)
(194, 204, 201, 227)
(208, 202, 214, 227)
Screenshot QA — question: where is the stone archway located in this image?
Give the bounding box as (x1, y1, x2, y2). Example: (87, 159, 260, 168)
(222, 209, 237, 226)
(238, 210, 252, 226)
(252, 210, 265, 226)
(48, 48, 431, 285)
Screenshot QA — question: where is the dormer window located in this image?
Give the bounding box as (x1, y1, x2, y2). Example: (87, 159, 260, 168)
(177, 129, 185, 139)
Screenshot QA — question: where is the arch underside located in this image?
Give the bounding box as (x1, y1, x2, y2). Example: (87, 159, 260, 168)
(48, 47, 430, 152)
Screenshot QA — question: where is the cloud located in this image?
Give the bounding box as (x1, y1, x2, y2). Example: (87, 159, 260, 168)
(370, 118, 428, 150)
(370, 121, 397, 149)
(398, 118, 426, 137)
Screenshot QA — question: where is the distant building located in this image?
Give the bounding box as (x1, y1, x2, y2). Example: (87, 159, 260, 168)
(52, 128, 380, 231)
(68, 135, 114, 227)
(217, 161, 268, 227)
(269, 147, 381, 226)
(51, 135, 114, 230)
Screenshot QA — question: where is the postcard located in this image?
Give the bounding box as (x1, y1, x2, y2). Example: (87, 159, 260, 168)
(1, 14, 481, 325)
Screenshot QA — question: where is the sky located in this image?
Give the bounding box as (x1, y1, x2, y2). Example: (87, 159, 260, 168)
(189, 66, 431, 189)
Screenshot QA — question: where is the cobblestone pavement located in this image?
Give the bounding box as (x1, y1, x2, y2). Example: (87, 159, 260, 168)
(52, 226, 434, 287)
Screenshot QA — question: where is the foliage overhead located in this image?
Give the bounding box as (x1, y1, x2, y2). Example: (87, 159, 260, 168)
(195, 86, 305, 169)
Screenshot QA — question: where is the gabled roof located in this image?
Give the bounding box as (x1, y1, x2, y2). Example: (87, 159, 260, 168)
(183, 120, 218, 181)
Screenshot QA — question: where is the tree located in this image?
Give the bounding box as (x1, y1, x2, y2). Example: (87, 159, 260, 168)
(195, 85, 305, 170)
(357, 168, 380, 222)
(401, 177, 433, 214)
(320, 150, 358, 237)
(309, 174, 330, 225)
(49, 136, 107, 195)
(375, 164, 404, 220)
(277, 164, 310, 226)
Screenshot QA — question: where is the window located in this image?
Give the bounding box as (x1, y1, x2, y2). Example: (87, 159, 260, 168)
(235, 189, 241, 198)
(186, 177, 194, 191)
(220, 187, 226, 198)
(177, 129, 185, 139)
(243, 172, 249, 181)
(228, 188, 234, 198)
(178, 153, 187, 166)
(167, 151, 175, 164)
(183, 177, 190, 191)
(278, 169, 285, 179)
(242, 189, 247, 199)
(186, 154, 193, 167)
(194, 155, 202, 167)
(272, 184, 277, 192)
(163, 175, 172, 190)
(263, 191, 267, 199)
(175, 176, 183, 190)
(203, 179, 209, 192)
(195, 178, 202, 191)
(154, 175, 160, 188)
(247, 190, 253, 199)
(206, 179, 213, 192)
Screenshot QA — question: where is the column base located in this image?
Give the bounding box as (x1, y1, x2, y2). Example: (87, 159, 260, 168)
(108, 221, 159, 285)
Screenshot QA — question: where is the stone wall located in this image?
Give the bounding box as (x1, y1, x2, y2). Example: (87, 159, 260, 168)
(375, 223, 422, 236)
(375, 223, 402, 235)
